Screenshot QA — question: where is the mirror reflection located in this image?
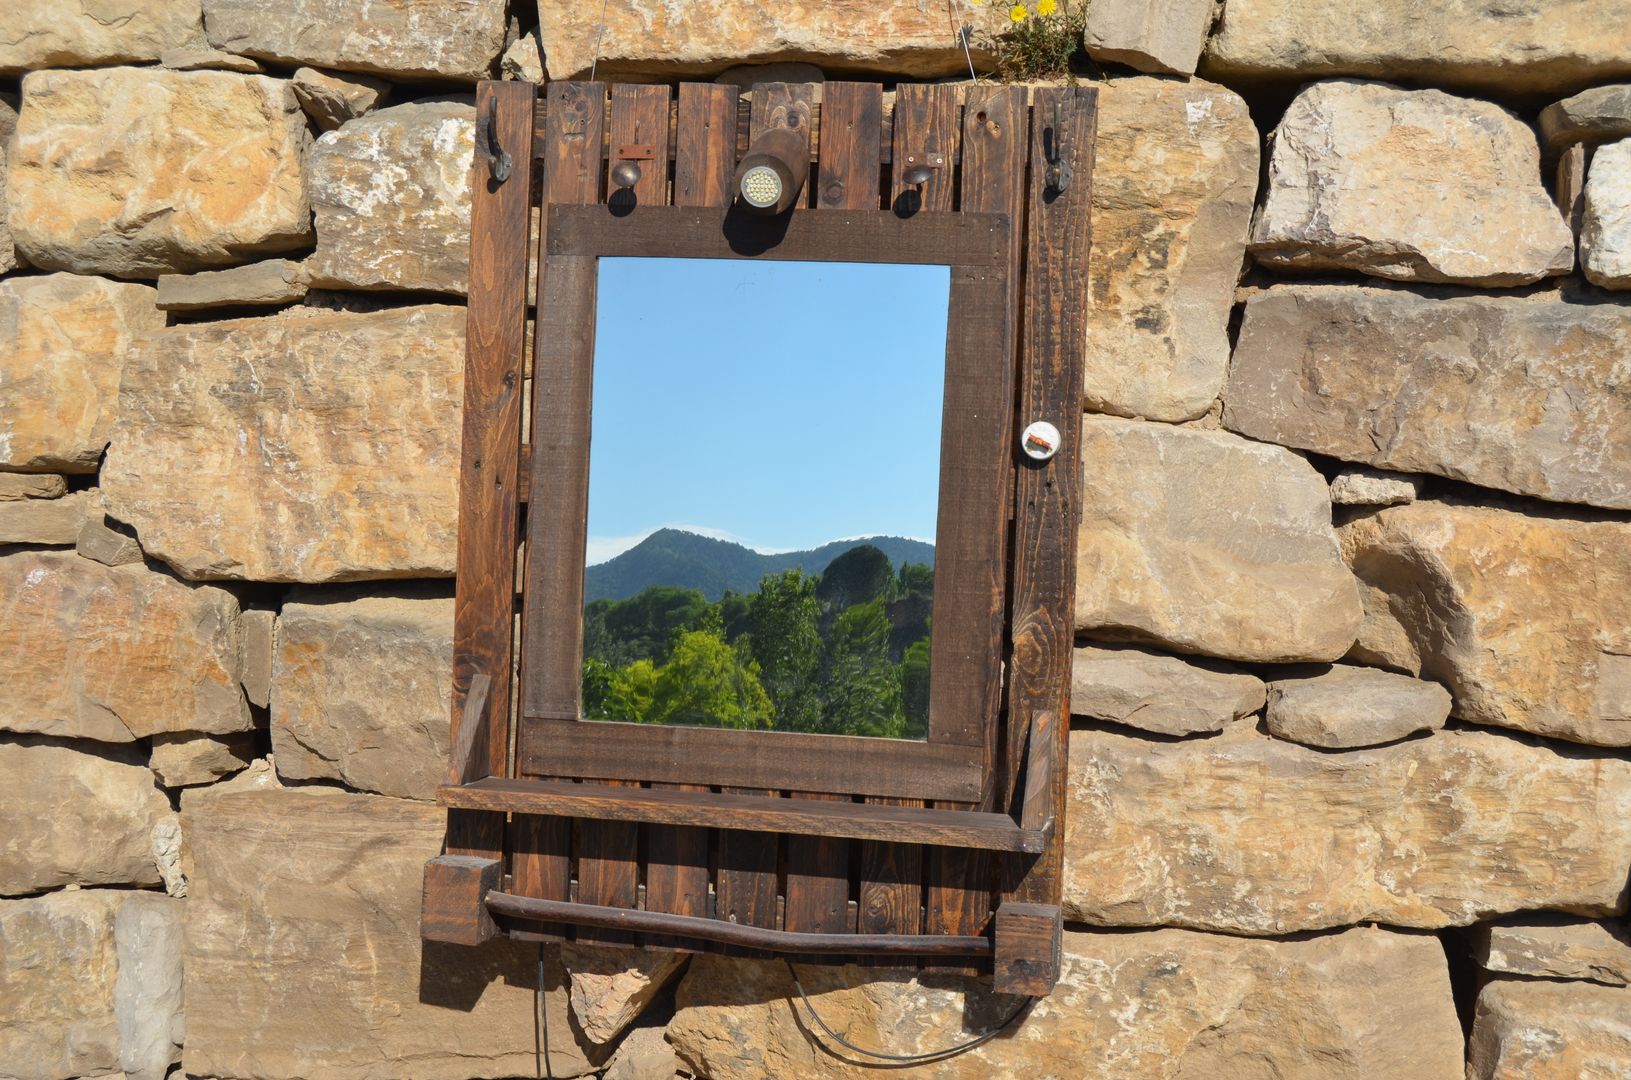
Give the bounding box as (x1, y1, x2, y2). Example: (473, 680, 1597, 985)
(580, 257, 951, 740)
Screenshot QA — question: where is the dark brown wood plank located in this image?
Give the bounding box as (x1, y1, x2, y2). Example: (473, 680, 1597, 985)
(890, 82, 959, 214)
(854, 79, 928, 942)
(442, 778, 1047, 852)
(651, 82, 739, 944)
(925, 85, 1032, 951)
(572, 83, 673, 945)
(509, 81, 605, 916)
(992, 901, 1062, 995)
(447, 79, 536, 862)
(487, 893, 991, 956)
(422, 855, 501, 945)
(545, 205, 1008, 268)
(1002, 88, 1099, 920)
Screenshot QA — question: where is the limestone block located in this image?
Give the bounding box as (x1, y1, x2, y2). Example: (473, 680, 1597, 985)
(1582, 137, 1631, 289)
(0, 274, 164, 473)
(149, 732, 256, 787)
(535, 1, 1007, 80)
(0, 551, 247, 742)
(602, 1026, 680, 1080)
(306, 100, 474, 295)
(1070, 643, 1264, 736)
(203, 0, 507, 80)
(1540, 84, 1631, 152)
(238, 607, 275, 709)
(1469, 979, 1631, 1080)
(1329, 468, 1421, 507)
(1225, 285, 1631, 511)
(0, 890, 183, 1080)
(0, 487, 101, 546)
(666, 926, 1463, 1080)
(1250, 81, 1572, 286)
(1063, 726, 1631, 935)
(0, 0, 202, 76)
(1085, 0, 1217, 76)
(561, 945, 689, 1045)
(76, 518, 144, 568)
(1074, 416, 1362, 663)
(1085, 77, 1258, 421)
(160, 45, 262, 72)
(500, 33, 544, 83)
(181, 786, 604, 1078)
(103, 305, 464, 582)
(0, 740, 169, 895)
(155, 259, 308, 311)
(1340, 501, 1631, 747)
(271, 587, 452, 799)
(0, 474, 65, 501)
(1265, 664, 1451, 749)
(7, 68, 311, 278)
(1201, 0, 1631, 95)
(291, 67, 391, 131)
(1472, 917, 1631, 987)
(0, 96, 22, 275)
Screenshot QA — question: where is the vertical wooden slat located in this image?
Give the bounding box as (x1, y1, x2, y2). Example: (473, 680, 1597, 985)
(923, 85, 1032, 954)
(1002, 86, 1099, 909)
(842, 80, 924, 943)
(637, 84, 718, 947)
(447, 79, 536, 861)
(510, 81, 605, 926)
(574, 83, 673, 945)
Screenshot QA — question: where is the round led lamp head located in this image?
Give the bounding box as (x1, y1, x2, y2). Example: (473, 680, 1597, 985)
(739, 165, 784, 209)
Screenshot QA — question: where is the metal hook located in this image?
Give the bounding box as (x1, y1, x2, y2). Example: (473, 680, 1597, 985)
(1045, 102, 1071, 195)
(481, 97, 512, 184)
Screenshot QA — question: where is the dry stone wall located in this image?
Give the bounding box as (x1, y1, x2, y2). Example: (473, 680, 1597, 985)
(2, 2, 1629, 1078)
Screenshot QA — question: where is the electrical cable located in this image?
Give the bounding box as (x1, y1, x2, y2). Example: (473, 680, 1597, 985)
(784, 959, 1033, 1066)
(588, 0, 610, 84)
(537, 943, 554, 1079)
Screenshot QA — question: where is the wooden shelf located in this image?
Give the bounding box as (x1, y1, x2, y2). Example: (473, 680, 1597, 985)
(440, 777, 1051, 853)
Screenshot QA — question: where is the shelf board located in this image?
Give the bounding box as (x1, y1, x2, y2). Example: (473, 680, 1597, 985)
(440, 777, 1050, 853)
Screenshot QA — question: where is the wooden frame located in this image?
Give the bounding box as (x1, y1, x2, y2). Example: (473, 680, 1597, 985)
(427, 79, 1097, 995)
(519, 206, 1011, 800)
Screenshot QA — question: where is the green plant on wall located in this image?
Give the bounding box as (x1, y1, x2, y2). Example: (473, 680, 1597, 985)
(978, 0, 1087, 81)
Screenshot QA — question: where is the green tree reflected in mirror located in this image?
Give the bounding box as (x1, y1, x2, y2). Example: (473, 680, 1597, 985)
(581, 256, 951, 740)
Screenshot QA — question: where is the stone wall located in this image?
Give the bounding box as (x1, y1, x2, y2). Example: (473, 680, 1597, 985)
(3, 3, 1629, 1079)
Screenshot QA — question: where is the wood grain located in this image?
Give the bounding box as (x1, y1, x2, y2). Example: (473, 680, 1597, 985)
(1001, 87, 1098, 917)
(447, 79, 535, 861)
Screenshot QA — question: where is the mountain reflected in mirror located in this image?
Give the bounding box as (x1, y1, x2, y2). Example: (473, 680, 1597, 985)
(580, 256, 951, 740)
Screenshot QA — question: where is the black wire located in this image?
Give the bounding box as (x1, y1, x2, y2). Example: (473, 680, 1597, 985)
(538, 943, 554, 1080)
(784, 959, 1033, 1065)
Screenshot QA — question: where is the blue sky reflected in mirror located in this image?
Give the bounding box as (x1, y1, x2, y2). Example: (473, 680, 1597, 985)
(585, 257, 951, 564)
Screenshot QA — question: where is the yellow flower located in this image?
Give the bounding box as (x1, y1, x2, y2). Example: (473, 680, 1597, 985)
(1009, 3, 1027, 21)
(1036, 0, 1057, 13)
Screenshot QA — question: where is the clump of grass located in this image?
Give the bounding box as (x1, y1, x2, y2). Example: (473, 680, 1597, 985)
(977, 0, 1088, 82)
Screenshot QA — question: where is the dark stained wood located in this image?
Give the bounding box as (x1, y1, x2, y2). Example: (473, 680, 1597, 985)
(447, 79, 536, 862)
(448, 672, 492, 785)
(674, 83, 739, 209)
(421, 855, 501, 945)
(606, 83, 671, 209)
(747, 83, 816, 206)
(546, 205, 1008, 268)
(1002, 88, 1098, 925)
(509, 81, 605, 914)
(815, 83, 883, 212)
(487, 892, 992, 956)
(1019, 710, 1057, 834)
(890, 83, 960, 214)
(991, 901, 1062, 996)
(925, 85, 1032, 954)
(442, 778, 1048, 852)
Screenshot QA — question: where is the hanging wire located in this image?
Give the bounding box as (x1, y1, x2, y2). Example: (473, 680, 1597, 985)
(784, 960, 1034, 1066)
(587, 0, 611, 83)
(955, 0, 980, 83)
(537, 944, 555, 1080)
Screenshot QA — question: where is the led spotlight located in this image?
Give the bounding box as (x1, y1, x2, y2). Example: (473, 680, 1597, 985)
(732, 127, 808, 215)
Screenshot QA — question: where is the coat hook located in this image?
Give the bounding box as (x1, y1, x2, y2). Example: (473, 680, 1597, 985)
(1045, 101, 1071, 194)
(481, 97, 512, 184)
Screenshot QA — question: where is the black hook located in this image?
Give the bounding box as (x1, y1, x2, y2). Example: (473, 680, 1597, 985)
(480, 97, 512, 184)
(1045, 101, 1072, 195)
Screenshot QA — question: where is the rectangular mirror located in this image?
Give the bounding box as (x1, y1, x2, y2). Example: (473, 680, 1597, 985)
(580, 256, 951, 740)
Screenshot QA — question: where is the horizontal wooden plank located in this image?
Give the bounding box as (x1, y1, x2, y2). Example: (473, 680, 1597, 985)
(441, 777, 1049, 853)
(518, 716, 983, 802)
(486, 892, 994, 956)
(546, 205, 1010, 267)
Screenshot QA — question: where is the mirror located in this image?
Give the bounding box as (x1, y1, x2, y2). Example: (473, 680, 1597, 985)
(580, 256, 951, 740)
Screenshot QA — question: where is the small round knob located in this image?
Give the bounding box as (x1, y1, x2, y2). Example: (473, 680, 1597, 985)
(1021, 421, 1061, 462)
(611, 160, 642, 189)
